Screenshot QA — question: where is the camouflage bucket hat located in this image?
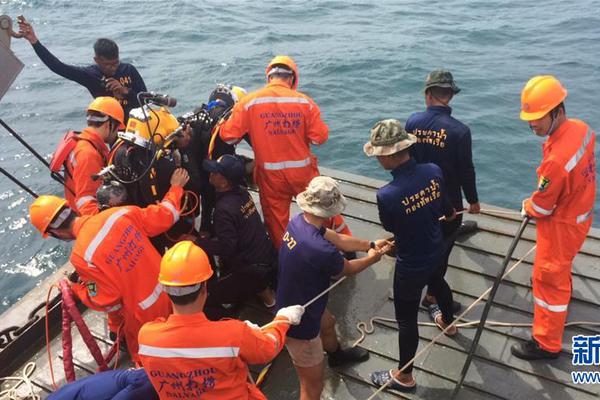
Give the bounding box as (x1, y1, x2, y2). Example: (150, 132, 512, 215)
(296, 176, 347, 218)
(424, 69, 461, 94)
(363, 119, 417, 157)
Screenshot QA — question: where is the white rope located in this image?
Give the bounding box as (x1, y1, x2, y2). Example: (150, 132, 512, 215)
(480, 208, 522, 216)
(353, 317, 600, 348)
(0, 362, 40, 400)
(365, 244, 537, 399)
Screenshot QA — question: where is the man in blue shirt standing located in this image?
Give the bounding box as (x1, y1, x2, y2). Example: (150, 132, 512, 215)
(365, 119, 457, 392)
(276, 176, 390, 400)
(406, 70, 479, 312)
(17, 16, 147, 121)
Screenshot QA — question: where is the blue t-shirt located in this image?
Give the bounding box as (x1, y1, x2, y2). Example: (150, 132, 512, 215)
(276, 214, 345, 340)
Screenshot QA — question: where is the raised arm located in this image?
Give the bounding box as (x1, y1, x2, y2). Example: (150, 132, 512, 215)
(18, 17, 95, 87)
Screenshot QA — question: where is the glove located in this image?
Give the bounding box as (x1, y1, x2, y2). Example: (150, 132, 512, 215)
(244, 320, 261, 330)
(521, 199, 528, 218)
(276, 305, 305, 325)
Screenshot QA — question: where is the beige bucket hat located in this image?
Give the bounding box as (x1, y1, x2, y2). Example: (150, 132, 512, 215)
(296, 176, 347, 218)
(363, 119, 417, 157)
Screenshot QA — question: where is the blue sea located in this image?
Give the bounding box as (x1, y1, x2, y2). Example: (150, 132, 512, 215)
(0, 0, 599, 311)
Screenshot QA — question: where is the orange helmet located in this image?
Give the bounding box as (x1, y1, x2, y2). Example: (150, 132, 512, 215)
(29, 195, 68, 238)
(159, 241, 213, 289)
(266, 55, 299, 90)
(520, 75, 568, 121)
(87, 96, 125, 126)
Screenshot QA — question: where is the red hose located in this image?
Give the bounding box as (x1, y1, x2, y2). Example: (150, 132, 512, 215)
(58, 279, 118, 382)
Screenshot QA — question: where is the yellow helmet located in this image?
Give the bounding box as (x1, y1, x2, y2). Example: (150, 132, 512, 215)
(159, 241, 213, 287)
(266, 55, 299, 90)
(29, 195, 69, 238)
(123, 106, 180, 148)
(230, 86, 247, 103)
(520, 75, 568, 121)
(87, 97, 125, 126)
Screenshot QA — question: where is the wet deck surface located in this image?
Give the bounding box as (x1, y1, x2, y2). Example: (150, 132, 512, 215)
(3, 167, 600, 399)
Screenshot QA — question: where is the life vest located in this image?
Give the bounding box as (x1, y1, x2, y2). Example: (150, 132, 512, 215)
(50, 130, 108, 176)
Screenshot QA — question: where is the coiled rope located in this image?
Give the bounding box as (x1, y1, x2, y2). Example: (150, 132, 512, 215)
(0, 362, 40, 400)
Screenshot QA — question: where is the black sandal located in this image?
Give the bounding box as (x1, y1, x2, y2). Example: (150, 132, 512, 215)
(370, 369, 416, 392)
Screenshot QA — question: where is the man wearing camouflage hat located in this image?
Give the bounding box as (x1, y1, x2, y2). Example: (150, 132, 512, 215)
(276, 176, 390, 400)
(365, 119, 457, 392)
(405, 69, 480, 313)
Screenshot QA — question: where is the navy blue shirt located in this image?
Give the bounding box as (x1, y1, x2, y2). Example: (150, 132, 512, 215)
(195, 186, 276, 267)
(406, 105, 478, 209)
(376, 159, 453, 274)
(47, 368, 157, 400)
(32, 41, 147, 120)
(276, 214, 344, 340)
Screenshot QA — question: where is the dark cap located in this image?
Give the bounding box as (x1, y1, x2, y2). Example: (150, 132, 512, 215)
(424, 69, 461, 94)
(203, 154, 245, 183)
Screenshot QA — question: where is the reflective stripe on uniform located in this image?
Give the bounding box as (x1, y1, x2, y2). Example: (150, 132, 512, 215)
(160, 201, 180, 224)
(263, 157, 311, 171)
(68, 151, 77, 168)
(244, 96, 311, 110)
(76, 195, 95, 209)
(533, 296, 568, 313)
(577, 209, 594, 224)
(105, 303, 122, 313)
(138, 344, 240, 359)
(265, 332, 280, 349)
(334, 223, 347, 233)
(565, 128, 593, 172)
(139, 283, 164, 310)
(531, 200, 553, 216)
(84, 208, 130, 267)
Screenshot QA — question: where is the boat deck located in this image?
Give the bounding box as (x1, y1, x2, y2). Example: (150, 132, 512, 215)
(2, 167, 600, 399)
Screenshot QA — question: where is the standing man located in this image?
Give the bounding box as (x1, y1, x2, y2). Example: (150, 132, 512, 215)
(17, 16, 146, 120)
(405, 69, 479, 311)
(28, 169, 190, 362)
(52, 97, 124, 216)
(511, 75, 596, 360)
(276, 176, 390, 400)
(138, 241, 304, 400)
(219, 55, 330, 248)
(364, 120, 457, 391)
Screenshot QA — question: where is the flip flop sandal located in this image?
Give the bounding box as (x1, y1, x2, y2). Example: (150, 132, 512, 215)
(429, 304, 457, 336)
(370, 369, 416, 392)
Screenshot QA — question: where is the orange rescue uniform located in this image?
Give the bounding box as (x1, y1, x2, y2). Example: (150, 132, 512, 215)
(138, 313, 289, 399)
(524, 119, 596, 352)
(220, 82, 328, 247)
(324, 214, 352, 235)
(64, 127, 108, 216)
(69, 185, 184, 361)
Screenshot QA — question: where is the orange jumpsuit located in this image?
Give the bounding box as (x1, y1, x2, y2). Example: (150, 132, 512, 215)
(64, 127, 108, 216)
(138, 312, 289, 399)
(324, 214, 352, 235)
(524, 119, 596, 352)
(69, 185, 184, 362)
(220, 82, 328, 247)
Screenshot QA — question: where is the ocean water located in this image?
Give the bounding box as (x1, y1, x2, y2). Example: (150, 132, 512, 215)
(0, 0, 599, 312)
